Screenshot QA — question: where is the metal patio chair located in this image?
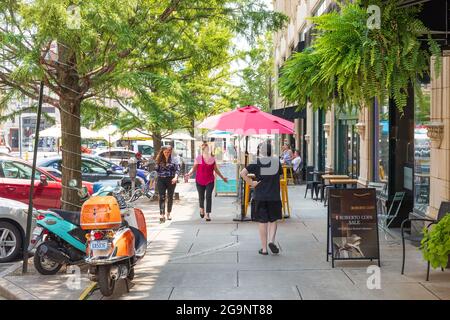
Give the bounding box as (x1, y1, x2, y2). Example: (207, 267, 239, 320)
(378, 191, 405, 239)
(401, 201, 450, 281)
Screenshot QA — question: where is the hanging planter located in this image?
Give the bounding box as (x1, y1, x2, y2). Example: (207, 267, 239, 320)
(278, 0, 441, 113)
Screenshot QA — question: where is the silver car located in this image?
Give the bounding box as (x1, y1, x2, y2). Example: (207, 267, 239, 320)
(0, 197, 36, 263)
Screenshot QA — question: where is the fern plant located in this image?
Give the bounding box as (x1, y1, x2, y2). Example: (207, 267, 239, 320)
(278, 0, 441, 112)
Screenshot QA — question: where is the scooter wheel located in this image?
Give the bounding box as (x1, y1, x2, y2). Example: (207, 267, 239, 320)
(98, 265, 115, 297)
(33, 242, 63, 275)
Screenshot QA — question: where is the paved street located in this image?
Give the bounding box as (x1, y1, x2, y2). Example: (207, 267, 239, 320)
(1, 182, 450, 300)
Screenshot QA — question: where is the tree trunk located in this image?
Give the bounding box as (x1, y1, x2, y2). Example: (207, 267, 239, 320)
(58, 42, 82, 211)
(60, 97, 82, 211)
(189, 121, 195, 159)
(152, 132, 162, 156)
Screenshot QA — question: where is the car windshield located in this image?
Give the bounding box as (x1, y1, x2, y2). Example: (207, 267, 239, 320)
(138, 145, 153, 155)
(81, 160, 108, 174)
(0, 160, 50, 180)
(89, 157, 115, 169)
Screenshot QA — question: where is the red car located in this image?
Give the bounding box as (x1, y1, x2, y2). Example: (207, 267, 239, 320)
(0, 156, 93, 210)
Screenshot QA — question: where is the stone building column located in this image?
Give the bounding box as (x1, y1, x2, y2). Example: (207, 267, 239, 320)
(306, 103, 313, 166)
(428, 51, 450, 219)
(324, 106, 334, 171)
(357, 106, 373, 187)
(294, 118, 301, 151)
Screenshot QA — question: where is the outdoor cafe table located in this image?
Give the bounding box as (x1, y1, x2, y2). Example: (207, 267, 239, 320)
(329, 178, 359, 188)
(321, 174, 349, 180)
(316, 175, 349, 202)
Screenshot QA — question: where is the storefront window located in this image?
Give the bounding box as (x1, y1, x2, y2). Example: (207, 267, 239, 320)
(336, 117, 359, 178)
(414, 81, 431, 213)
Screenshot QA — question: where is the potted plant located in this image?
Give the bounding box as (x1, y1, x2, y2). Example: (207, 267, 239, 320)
(420, 214, 450, 269)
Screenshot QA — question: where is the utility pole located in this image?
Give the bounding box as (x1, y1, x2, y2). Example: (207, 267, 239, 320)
(22, 81, 44, 273)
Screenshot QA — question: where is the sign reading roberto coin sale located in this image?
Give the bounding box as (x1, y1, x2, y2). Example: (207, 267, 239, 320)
(327, 188, 380, 266)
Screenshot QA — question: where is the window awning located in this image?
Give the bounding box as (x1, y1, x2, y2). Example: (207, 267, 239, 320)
(271, 106, 306, 120)
(399, 0, 449, 46)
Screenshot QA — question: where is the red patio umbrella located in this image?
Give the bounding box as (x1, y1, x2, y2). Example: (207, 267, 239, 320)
(198, 105, 294, 220)
(198, 105, 294, 135)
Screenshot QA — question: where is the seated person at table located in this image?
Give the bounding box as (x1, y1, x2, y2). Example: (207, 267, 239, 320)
(291, 150, 302, 184)
(281, 143, 293, 165)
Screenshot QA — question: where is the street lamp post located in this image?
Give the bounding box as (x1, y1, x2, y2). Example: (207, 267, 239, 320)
(18, 112, 22, 158)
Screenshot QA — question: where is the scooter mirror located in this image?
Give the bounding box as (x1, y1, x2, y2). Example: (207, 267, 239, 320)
(68, 179, 78, 188)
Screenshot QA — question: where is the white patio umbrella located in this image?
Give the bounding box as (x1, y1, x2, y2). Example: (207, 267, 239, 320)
(37, 124, 105, 139)
(166, 132, 195, 140)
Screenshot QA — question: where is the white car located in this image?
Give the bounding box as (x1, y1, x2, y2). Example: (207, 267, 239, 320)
(0, 198, 37, 263)
(92, 148, 140, 167)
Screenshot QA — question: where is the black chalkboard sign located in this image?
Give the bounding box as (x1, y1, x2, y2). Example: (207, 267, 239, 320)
(327, 188, 381, 267)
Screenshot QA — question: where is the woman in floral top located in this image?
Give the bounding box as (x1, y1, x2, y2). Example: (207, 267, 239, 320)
(155, 145, 180, 223)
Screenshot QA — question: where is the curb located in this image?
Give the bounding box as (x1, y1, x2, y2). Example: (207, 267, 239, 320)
(0, 278, 39, 300)
(0, 262, 39, 300)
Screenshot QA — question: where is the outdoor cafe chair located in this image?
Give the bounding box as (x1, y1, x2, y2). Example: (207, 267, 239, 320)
(401, 201, 450, 281)
(304, 166, 318, 199)
(378, 191, 405, 238)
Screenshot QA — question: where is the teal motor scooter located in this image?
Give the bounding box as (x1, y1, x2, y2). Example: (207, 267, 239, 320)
(30, 184, 122, 275)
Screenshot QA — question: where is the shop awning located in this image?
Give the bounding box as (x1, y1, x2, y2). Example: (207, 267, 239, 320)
(399, 0, 449, 46)
(271, 106, 306, 121)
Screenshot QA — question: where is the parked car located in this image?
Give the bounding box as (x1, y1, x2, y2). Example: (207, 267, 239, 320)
(131, 141, 154, 158)
(0, 156, 93, 210)
(0, 197, 37, 263)
(37, 156, 126, 185)
(82, 155, 125, 174)
(92, 148, 141, 167)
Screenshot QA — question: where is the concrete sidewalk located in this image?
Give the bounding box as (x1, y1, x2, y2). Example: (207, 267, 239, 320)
(1, 182, 450, 300)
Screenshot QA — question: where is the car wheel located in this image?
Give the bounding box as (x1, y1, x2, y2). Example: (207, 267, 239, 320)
(0, 221, 22, 263)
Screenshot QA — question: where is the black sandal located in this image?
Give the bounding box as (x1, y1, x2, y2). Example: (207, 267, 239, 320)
(200, 211, 205, 219)
(258, 249, 268, 255)
(268, 242, 279, 254)
(205, 215, 211, 222)
(160, 215, 166, 223)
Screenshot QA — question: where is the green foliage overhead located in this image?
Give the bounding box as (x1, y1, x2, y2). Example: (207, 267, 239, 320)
(421, 214, 450, 270)
(278, 0, 441, 112)
(232, 33, 274, 112)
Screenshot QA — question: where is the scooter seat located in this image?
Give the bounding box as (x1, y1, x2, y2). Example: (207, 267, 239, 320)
(130, 226, 147, 251)
(49, 209, 80, 226)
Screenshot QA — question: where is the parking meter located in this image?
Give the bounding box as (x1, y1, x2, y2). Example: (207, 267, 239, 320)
(128, 158, 137, 192)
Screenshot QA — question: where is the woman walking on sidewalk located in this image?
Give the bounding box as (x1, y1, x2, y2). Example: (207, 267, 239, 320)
(240, 140, 282, 255)
(155, 146, 180, 223)
(186, 142, 228, 221)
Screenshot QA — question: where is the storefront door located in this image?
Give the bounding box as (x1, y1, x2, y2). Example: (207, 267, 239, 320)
(336, 118, 360, 178)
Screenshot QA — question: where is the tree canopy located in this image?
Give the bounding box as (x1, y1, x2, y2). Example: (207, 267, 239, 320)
(0, 0, 287, 210)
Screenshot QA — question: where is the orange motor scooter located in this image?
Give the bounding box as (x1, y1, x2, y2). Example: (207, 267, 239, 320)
(80, 193, 147, 297)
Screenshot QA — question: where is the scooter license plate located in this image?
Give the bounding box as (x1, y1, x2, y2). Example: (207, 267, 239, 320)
(90, 240, 108, 250)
